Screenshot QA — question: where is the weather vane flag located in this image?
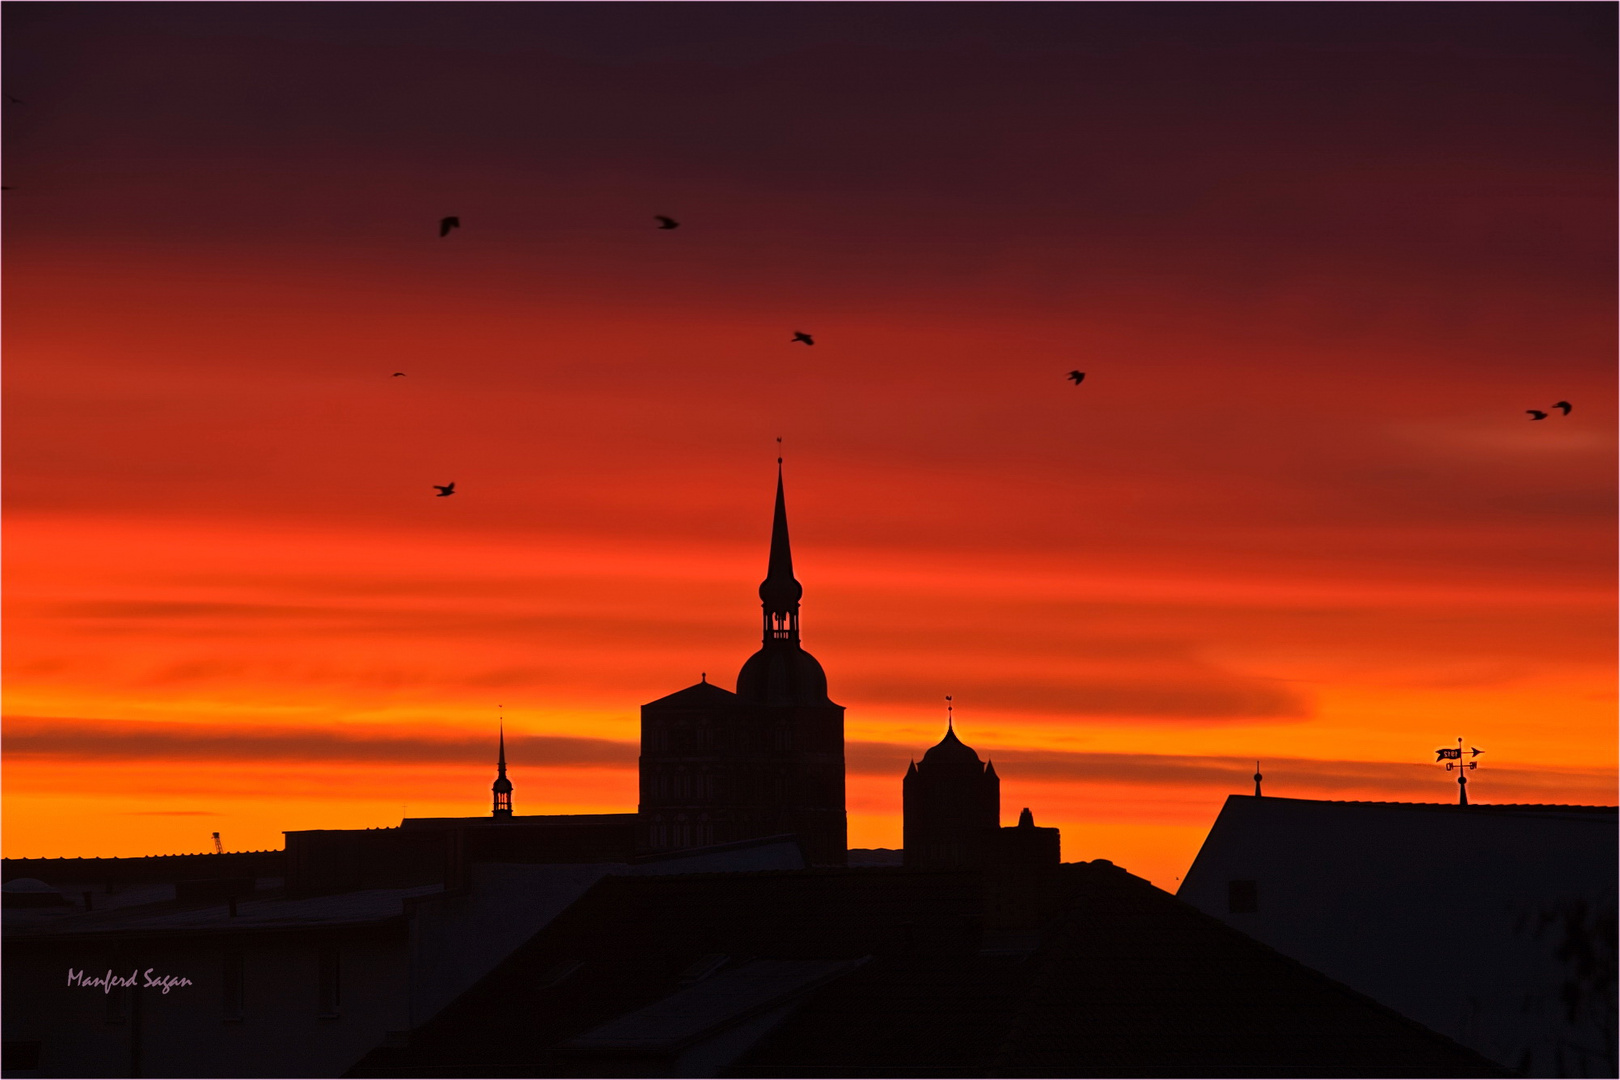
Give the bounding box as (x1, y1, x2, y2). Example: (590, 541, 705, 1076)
(1434, 737, 1483, 805)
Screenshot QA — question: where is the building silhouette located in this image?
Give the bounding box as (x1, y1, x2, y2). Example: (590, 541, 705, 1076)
(6, 468, 1591, 1079)
(1179, 794, 1618, 1074)
(902, 713, 999, 869)
(491, 725, 512, 818)
(638, 465, 847, 865)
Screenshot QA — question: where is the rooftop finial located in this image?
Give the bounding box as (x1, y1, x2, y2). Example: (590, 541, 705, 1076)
(1434, 736, 1481, 805)
(1254, 761, 1262, 798)
(777, 435, 782, 465)
(946, 694, 954, 733)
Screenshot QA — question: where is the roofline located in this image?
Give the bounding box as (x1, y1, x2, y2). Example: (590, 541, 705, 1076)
(1219, 794, 1616, 813)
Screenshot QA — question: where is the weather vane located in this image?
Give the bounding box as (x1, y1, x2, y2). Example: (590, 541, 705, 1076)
(1434, 737, 1482, 805)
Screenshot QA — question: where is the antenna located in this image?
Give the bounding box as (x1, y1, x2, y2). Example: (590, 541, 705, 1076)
(211, 832, 222, 855)
(1433, 736, 1482, 805)
(1253, 761, 1263, 798)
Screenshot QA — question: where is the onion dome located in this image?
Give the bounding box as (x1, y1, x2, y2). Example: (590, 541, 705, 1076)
(920, 722, 985, 768)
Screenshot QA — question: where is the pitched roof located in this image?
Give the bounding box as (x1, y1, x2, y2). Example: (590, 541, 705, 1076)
(643, 680, 739, 709)
(350, 864, 1505, 1077)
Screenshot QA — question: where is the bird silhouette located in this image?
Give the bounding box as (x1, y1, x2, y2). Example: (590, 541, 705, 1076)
(1526, 410, 1548, 420)
(392, 372, 406, 377)
(439, 216, 460, 238)
(654, 215, 680, 230)
(433, 482, 456, 497)
(1552, 401, 1572, 415)
(1067, 371, 1086, 385)
(792, 332, 814, 346)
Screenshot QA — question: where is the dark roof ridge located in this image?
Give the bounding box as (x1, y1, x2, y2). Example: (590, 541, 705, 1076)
(1228, 794, 1616, 811)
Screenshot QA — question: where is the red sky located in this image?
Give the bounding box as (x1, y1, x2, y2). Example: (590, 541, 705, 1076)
(4, 5, 1614, 887)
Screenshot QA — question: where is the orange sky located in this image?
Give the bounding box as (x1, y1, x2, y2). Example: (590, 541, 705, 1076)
(4, 6, 1614, 888)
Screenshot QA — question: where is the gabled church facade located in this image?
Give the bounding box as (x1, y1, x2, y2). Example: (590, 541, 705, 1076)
(637, 466, 848, 865)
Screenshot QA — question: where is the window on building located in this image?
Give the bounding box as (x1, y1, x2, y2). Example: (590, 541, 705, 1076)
(317, 946, 341, 1018)
(222, 952, 244, 1021)
(1228, 879, 1259, 913)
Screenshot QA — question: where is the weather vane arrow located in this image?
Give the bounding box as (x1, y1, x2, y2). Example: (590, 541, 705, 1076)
(1434, 737, 1481, 804)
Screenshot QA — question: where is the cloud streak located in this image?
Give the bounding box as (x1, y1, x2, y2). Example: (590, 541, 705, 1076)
(10, 716, 1610, 806)
(2, 716, 637, 768)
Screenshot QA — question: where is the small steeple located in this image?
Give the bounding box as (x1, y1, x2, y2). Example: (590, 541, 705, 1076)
(492, 721, 513, 818)
(759, 461, 804, 644)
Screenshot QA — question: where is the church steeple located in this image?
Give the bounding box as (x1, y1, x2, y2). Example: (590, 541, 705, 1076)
(759, 461, 803, 645)
(492, 723, 513, 818)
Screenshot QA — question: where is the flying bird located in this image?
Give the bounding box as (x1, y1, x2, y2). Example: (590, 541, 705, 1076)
(1067, 371, 1086, 385)
(654, 215, 680, 230)
(392, 372, 406, 377)
(1552, 401, 1572, 415)
(1526, 410, 1548, 420)
(433, 482, 456, 497)
(792, 331, 814, 346)
(439, 216, 460, 238)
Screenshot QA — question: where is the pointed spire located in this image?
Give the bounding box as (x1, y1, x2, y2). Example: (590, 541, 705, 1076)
(492, 718, 513, 818)
(759, 461, 803, 642)
(765, 463, 796, 590)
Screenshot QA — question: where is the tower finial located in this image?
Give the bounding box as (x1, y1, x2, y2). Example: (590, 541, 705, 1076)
(1253, 760, 1262, 798)
(946, 694, 953, 733)
(777, 435, 782, 466)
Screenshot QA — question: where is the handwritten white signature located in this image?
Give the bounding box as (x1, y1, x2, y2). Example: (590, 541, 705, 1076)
(67, 968, 193, 994)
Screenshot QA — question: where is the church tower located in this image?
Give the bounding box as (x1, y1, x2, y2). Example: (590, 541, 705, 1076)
(903, 703, 1000, 869)
(492, 724, 513, 818)
(638, 464, 848, 864)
